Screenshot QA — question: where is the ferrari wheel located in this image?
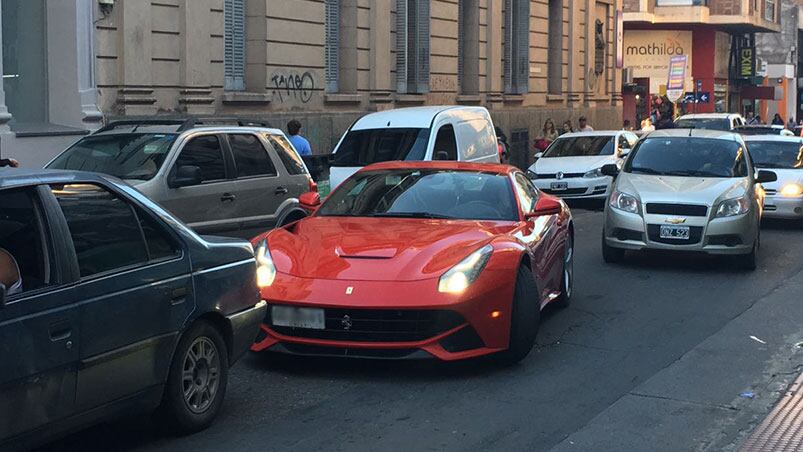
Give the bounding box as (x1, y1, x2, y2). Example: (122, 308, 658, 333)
(554, 234, 573, 308)
(496, 266, 540, 365)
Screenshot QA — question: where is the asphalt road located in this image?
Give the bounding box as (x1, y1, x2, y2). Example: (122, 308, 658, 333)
(40, 204, 803, 452)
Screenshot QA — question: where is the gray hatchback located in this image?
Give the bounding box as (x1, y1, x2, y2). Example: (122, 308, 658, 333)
(46, 119, 315, 238)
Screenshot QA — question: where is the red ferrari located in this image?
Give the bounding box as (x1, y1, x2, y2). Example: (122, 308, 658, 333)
(250, 161, 574, 363)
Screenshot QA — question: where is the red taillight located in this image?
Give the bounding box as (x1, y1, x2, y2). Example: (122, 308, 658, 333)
(309, 178, 318, 193)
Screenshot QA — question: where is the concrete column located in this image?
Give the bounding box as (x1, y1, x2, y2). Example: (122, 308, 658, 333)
(0, 1, 13, 130)
(180, 0, 214, 114)
(369, 0, 393, 105)
(118, 0, 156, 115)
(77, 0, 102, 124)
(485, 0, 504, 106)
(583, 0, 593, 105)
(245, 0, 267, 93)
(566, 0, 579, 104)
(461, 0, 480, 96)
(340, 0, 359, 94)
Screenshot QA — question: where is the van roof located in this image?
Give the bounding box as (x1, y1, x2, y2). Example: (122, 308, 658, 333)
(351, 106, 491, 130)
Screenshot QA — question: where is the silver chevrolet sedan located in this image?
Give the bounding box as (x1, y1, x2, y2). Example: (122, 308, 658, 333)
(600, 129, 777, 270)
(742, 135, 803, 219)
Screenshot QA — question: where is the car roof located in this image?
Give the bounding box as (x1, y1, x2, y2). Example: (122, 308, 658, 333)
(742, 135, 803, 143)
(359, 161, 518, 175)
(351, 106, 490, 130)
(645, 128, 741, 141)
(676, 113, 739, 119)
(555, 131, 621, 138)
(0, 168, 120, 190)
(91, 125, 285, 137)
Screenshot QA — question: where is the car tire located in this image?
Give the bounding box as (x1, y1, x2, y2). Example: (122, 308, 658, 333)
(496, 266, 540, 366)
(601, 231, 625, 264)
(739, 232, 759, 271)
(158, 321, 229, 434)
(554, 234, 574, 309)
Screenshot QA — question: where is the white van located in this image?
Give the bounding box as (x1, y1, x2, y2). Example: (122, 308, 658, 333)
(329, 106, 500, 189)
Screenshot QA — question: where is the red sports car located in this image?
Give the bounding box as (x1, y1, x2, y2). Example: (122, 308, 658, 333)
(250, 161, 574, 363)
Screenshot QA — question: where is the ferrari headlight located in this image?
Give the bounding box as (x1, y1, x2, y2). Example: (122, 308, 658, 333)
(438, 245, 493, 294)
(715, 196, 750, 218)
(583, 167, 604, 178)
(609, 190, 640, 214)
(254, 239, 277, 288)
(780, 183, 803, 197)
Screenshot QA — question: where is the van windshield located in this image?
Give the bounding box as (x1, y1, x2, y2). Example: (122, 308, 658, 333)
(331, 128, 430, 166)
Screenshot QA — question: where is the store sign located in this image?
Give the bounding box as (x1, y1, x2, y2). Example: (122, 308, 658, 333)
(624, 30, 693, 93)
(738, 46, 755, 78)
(666, 55, 687, 100)
(615, 11, 624, 69)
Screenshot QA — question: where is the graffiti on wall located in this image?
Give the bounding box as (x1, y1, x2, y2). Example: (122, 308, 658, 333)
(271, 71, 315, 103)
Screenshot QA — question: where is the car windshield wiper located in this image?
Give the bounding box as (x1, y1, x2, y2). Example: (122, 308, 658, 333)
(369, 212, 455, 220)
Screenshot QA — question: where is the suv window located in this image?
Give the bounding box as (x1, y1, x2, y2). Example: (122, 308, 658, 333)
(52, 184, 174, 278)
(174, 135, 226, 184)
(268, 134, 307, 175)
(229, 134, 277, 178)
(433, 125, 458, 160)
(0, 188, 52, 296)
(513, 173, 539, 213)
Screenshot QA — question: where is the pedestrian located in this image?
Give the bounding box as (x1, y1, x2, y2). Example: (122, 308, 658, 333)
(534, 119, 558, 154)
(560, 120, 574, 135)
(640, 117, 655, 132)
(755, 115, 763, 125)
(746, 111, 758, 125)
(286, 119, 312, 156)
(578, 116, 594, 132)
(495, 126, 509, 164)
(623, 119, 633, 131)
(0, 157, 19, 168)
(787, 118, 796, 130)
(772, 113, 784, 126)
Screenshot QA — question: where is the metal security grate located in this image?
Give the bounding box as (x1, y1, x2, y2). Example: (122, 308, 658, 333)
(741, 373, 803, 451)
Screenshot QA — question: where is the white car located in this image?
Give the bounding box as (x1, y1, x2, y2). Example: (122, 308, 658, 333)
(743, 135, 803, 219)
(528, 131, 639, 199)
(675, 113, 746, 131)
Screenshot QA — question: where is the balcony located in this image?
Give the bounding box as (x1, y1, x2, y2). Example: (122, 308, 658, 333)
(623, 0, 781, 33)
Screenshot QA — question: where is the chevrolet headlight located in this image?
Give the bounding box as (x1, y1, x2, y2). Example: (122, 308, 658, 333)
(584, 167, 604, 178)
(438, 245, 493, 294)
(255, 239, 277, 288)
(780, 183, 803, 197)
(609, 190, 640, 214)
(715, 196, 750, 218)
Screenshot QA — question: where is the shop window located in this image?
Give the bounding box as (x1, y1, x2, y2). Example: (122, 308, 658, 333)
(2, 0, 48, 124)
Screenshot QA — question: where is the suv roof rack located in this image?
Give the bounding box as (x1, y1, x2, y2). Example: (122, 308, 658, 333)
(95, 118, 272, 134)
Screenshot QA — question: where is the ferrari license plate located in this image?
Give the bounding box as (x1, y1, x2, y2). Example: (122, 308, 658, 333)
(550, 182, 569, 191)
(271, 306, 325, 330)
(659, 225, 690, 240)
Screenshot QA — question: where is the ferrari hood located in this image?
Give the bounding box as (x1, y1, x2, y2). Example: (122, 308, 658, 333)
(266, 216, 516, 281)
(617, 173, 749, 205)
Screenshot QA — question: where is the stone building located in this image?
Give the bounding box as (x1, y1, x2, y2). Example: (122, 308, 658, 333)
(1, 0, 623, 167)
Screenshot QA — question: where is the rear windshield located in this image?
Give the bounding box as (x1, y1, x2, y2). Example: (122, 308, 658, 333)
(543, 136, 614, 157)
(675, 118, 731, 131)
(735, 127, 782, 136)
(331, 128, 430, 166)
(624, 137, 748, 178)
(747, 141, 803, 169)
(48, 133, 177, 180)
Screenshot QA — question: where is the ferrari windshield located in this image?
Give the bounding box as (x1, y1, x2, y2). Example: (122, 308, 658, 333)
(625, 137, 748, 178)
(747, 141, 803, 169)
(48, 133, 177, 180)
(317, 169, 519, 221)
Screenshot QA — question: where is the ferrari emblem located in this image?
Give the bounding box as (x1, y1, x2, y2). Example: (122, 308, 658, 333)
(341, 315, 353, 330)
(665, 217, 687, 225)
(345, 286, 354, 295)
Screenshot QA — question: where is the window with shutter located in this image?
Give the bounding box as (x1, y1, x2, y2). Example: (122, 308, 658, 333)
(504, 0, 529, 94)
(325, 0, 340, 93)
(396, 0, 430, 94)
(224, 0, 246, 91)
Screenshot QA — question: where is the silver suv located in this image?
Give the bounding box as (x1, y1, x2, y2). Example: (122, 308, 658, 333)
(46, 119, 314, 238)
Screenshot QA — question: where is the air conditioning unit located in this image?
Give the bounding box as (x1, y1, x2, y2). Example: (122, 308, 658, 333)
(623, 67, 634, 85)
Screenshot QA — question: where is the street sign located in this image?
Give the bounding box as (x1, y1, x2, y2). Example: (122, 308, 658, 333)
(696, 79, 702, 91)
(683, 91, 710, 103)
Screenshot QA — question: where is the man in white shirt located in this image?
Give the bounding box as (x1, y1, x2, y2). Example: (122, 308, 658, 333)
(578, 116, 594, 132)
(0, 248, 22, 296)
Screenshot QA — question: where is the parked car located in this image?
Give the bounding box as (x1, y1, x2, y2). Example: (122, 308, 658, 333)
(0, 169, 266, 449)
(328, 106, 500, 189)
(527, 131, 639, 199)
(743, 135, 803, 219)
(250, 161, 573, 364)
(601, 129, 776, 270)
(734, 125, 794, 136)
(674, 113, 746, 131)
(46, 119, 315, 238)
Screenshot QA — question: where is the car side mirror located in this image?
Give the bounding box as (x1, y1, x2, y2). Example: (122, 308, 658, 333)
(299, 191, 321, 211)
(526, 196, 562, 218)
(756, 169, 778, 184)
(601, 163, 620, 177)
(0, 283, 6, 309)
(169, 165, 203, 188)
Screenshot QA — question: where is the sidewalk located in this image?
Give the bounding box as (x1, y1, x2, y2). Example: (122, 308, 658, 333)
(740, 372, 803, 451)
(551, 268, 803, 451)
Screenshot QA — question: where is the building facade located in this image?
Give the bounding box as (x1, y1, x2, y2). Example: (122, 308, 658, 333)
(621, 0, 781, 125)
(754, 0, 802, 123)
(1, 0, 623, 168)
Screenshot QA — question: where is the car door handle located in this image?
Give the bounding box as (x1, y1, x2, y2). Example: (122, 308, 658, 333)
(49, 326, 72, 342)
(220, 193, 236, 202)
(274, 186, 289, 195)
(169, 287, 188, 305)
